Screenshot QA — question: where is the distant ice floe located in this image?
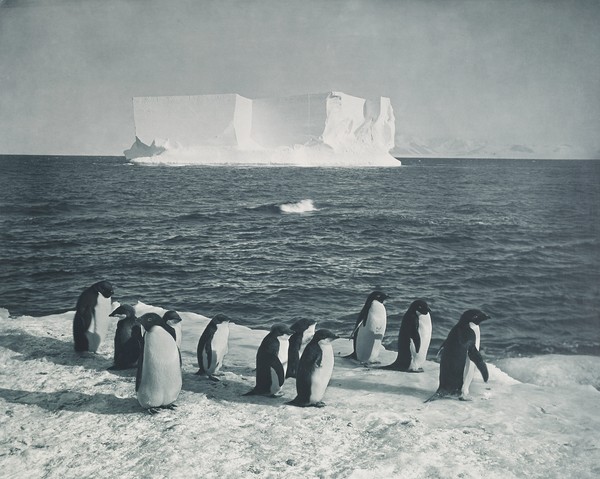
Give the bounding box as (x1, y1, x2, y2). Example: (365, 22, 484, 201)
(124, 92, 401, 167)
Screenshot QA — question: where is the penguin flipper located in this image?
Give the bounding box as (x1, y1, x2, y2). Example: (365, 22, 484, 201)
(270, 356, 286, 387)
(73, 303, 94, 351)
(295, 344, 320, 404)
(468, 345, 489, 382)
(204, 340, 213, 371)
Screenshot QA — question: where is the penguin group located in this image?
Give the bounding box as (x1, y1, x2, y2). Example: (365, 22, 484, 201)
(72, 281, 491, 414)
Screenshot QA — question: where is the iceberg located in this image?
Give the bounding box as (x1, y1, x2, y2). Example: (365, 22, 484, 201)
(124, 92, 400, 167)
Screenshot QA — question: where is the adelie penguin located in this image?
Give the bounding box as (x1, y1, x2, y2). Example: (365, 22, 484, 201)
(108, 304, 143, 370)
(426, 309, 490, 402)
(163, 310, 183, 348)
(345, 291, 388, 363)
(288, 329, 339, 408)
(244, 323, 294, 397)
(136, 313, 182, 414)
(286, 318, 317, 379)
(382, 299, 432, 372)
(72, 280, 115, 353)
(196, 314, 230, 380)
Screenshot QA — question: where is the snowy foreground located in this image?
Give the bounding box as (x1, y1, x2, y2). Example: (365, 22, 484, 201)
(0, 305, 598, 479)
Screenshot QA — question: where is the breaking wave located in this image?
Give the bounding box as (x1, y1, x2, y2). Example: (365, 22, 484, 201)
(279, 199, 318, 213)
(246, 199, 318, 215)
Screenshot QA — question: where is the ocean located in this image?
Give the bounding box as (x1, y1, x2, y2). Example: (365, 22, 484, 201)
(0, 156, 598, 360)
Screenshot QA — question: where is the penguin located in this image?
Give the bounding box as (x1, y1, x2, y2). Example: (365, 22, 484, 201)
(288, 329, 339, 408)
(72, 280, 115, 353)
(382, 299, 432, 372)
(345, 291, 388, 362)
(244, 323, 294, 397)
(286, 318, 317, 379)
(426, 309, 490, 402)
(108, 303, 143, 370)
(196, 314, 230, 380)
(136, 312, 182, 413)
(163, 310, 183, 348)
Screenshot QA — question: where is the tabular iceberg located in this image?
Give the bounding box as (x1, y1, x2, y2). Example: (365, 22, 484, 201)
(124, 92, 400, 167)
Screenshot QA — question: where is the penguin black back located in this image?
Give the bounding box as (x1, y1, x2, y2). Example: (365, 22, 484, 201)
(427, 309, 490, 402)
(72, 280, 114, 352)
(109, 303, 142, 370)
(383, 299, 430, 371)
(245, 323, 293, 396)
(286, 318, 317, 379)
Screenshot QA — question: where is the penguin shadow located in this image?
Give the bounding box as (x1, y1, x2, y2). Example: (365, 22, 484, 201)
(105, 366, 138, 378)
(333, 377, 429, 399)
(0, 387, 140, 415)
(331, 369, 430, 398)
(181, 369, 291, 407)
(0, 333, 113, 371)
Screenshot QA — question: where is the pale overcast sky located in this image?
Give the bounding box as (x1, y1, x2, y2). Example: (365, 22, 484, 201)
(0, 0, 599, 155)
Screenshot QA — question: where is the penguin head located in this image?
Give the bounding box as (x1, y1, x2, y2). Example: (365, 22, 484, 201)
(312, 329, 339, 344)
(366, 291, 388, 305)
(94, 281, 114, 298)
(460, 309, 490, 325)
(211, 313, 230, 324)
(410, 299, 431, 316)
(139, 313, 164, 332)
(290, 318, 317, 333)
(270, 323, 294, 339)
(109, 304, 136, 319)
(163, 310, 182, 324)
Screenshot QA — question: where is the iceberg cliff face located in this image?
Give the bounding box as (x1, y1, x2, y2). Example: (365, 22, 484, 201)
(125, 92, 400, 167)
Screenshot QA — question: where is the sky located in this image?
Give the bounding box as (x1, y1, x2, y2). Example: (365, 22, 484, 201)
(0, 0, 599, 156)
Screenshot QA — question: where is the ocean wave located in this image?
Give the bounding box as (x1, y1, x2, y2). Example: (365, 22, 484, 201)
(246, 199, 318, 215)
(280, 199, 318, 213)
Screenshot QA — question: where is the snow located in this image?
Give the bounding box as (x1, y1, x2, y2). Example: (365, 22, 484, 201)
(125, 92, 401, 167)
(1, 304, 599, 478)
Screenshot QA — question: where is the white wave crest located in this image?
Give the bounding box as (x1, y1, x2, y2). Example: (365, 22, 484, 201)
(279, 199, 318, 213)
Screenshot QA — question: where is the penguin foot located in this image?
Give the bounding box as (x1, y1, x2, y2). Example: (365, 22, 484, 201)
(208, 375, 221, 382)
(408, 368, 425, 373)
(270, 392, 284, 398)
(424, 392, 443, 403)
(163, 404, 178, 410)
(147, 408, 161, 415)
(313, 401, 326, 408)
(195, 369, 205, 375)
(459, 395, 473, 402)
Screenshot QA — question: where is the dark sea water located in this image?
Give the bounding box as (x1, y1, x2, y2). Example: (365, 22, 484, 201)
(1, 156, 599, 359)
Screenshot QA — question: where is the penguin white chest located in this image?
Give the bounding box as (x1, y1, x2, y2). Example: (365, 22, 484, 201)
(409, 313, 432, 370)
(138, 328, 182, 409)
(85, 293, 112, 353)
(462, 323, 480, 396)
(310, 343, 334, 403)
(277, 336, 290, 375)
(356, 300, 387, 362)
(269, 336, 289, 394)
(206, 323, 230, 374)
